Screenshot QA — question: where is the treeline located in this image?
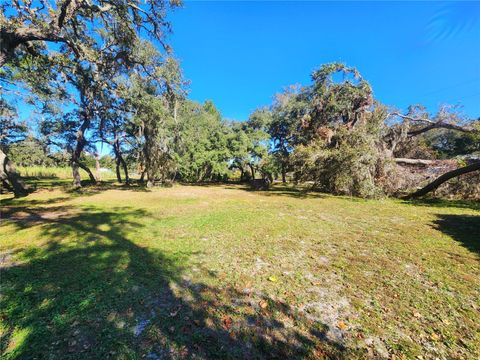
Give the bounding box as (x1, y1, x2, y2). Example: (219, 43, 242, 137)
(1, 1, 479, 198)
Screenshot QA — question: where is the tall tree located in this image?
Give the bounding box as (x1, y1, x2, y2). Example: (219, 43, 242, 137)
(268, 86, 307, 182)
(1, 0, 180, 192)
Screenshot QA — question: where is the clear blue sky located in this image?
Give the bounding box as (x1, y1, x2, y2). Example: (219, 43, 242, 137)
(167, 1, 480, 120)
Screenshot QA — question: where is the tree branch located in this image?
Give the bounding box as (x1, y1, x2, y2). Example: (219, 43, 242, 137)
(403, 161, 480, 199)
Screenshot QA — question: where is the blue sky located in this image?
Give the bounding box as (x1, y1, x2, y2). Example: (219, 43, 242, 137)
(167, 1, 480, 120)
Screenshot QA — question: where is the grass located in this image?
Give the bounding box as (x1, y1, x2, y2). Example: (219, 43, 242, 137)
(1, 181, 479, 359)
(16, 166, 115, 180)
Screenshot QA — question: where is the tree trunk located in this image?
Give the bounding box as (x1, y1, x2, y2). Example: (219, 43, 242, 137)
(95, 154, 101, 181)
(146, 171, 154, 188)
(404, 161, 480, 199)
(0, 149, 28, 197)
(113, 139, 122, 183)
(71, 161, 82, 188)
(115, 160, 122, 183)
(78, 161, 97, 182)
(281, 163, 286, 183)
(71, 159, 96, 188)
(249, 164, 255, 180)
(120, 156, 129, 185)
(71, 112, 96, 187)
(394, 158, 435, 166)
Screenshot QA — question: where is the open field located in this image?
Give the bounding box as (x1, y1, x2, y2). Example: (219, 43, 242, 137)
(1, 182, 479, 359)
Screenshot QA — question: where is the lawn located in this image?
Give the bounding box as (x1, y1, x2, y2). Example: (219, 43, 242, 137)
(0, 182, 479, 359)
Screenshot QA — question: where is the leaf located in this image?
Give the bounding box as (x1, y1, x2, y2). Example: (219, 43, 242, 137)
(222, 316, 233, 330)
(430, 333, 440, 341)
(268, 276, 278, 282)
(259, 300, 268, 309)
(337, 321, 347, 330)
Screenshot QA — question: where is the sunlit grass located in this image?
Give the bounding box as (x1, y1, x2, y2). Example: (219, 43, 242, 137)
(16, 166, 115, 180)
(0, 183, 479, 359)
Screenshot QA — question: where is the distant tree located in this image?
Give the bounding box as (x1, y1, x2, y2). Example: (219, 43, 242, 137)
(5, 136, 54, 167)
(174, 101, 231, 182)
(268, 86, 307, 182)
(267, 63, 389, 197)
(123, 48, 186, 187)
(229, 110, 272, 182)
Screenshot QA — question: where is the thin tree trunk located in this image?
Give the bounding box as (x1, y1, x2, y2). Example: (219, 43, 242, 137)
(249, 164, 255, 180)
(113, 139, 122, 183)
(0, 149, 28, 197)
(281, 163, 286, 183)
(78, 161, 97, 182)
(404, 161, 480, 199)
(143, 127, 155, 187)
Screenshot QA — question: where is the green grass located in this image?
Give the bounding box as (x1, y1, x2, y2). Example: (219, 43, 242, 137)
(1, 182, 479, 359)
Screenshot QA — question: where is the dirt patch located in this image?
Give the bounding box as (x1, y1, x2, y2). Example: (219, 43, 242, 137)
(299, 273, 351, 344)
(1, 206, 75, 226)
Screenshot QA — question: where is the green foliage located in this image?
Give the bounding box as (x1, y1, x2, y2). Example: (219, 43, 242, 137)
(5, 137, 53, 167)
(174, 101, 232, 182)
(423, 122, 480, 158)
(292, 122, 385, 198)
(303, 62, 374, 137)
(229, 110, 272, 181)
(0, 99, 26, 145)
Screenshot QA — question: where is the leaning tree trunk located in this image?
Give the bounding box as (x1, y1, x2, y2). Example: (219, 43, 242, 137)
(71, 114, 96, 188)
(0, 149, 28, 197)
(404, 161, 480, 199)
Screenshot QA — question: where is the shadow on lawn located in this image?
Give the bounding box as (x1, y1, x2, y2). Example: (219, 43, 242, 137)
(402, 198, 480, 212)
(1, 203, 350, 359)
(432, 214, 480, 256)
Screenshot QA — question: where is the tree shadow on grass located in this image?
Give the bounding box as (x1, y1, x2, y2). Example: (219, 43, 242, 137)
(250, 186, 327, 200)
(402, 198, 480, 212)
(1, 204, 352, 359)
(432, 214, 480, 257)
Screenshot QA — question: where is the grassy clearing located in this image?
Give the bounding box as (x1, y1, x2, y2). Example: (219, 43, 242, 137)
(0, 182, 479, 359)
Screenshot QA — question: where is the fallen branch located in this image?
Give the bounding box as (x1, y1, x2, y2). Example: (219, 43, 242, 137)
(403, 161, 480, 199)
(394, 158, 435, 166)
